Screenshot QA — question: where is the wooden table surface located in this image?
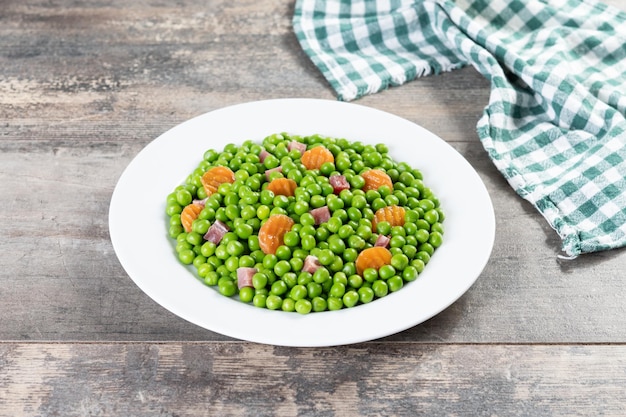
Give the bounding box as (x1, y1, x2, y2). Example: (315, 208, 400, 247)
(3, 1, 626, 415)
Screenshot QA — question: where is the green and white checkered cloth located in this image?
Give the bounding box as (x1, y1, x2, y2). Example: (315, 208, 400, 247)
(293, 0, 626, 257)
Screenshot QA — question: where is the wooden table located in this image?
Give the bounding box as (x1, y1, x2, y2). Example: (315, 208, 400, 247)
(2, 1, 626, 415)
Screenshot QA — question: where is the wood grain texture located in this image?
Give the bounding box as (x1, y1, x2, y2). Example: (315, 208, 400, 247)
(1, 342, 626, 417)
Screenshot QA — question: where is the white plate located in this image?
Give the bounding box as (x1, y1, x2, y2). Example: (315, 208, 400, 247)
(109, 98, 495, 347)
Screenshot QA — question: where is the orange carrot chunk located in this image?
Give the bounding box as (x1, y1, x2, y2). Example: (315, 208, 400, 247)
(355, 247, 393, 276)
(201, 166, 235, 196)
(372, 205, 406, 232)
(361, 169, 393, 192)
(180, 203, 204, 233)
(258, 214, 295, 255)
(266, 178, 297, 197)
(301, 146, 334, 170)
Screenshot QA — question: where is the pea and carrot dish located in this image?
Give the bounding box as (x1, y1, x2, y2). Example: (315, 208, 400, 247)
(165, 133, 444, 314)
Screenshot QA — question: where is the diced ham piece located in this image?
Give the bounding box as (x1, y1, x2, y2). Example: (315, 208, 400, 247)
(192, 198, 207, 207)
(302, 255, 322, 274)
(310, 206, 331, 225)
(265, 166, 283, 181)
(288, 141, 307, 155)
(374, 234, 391, 248)
(203, 220, 230, 244)
(237, 267, 257, 289)
(259, 150, 270, 163)
(329, 175, 350, 194)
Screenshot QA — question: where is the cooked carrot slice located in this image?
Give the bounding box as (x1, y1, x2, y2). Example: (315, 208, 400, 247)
(301, 146, 334, 170)
(258, 214, 295, 255)
(355, 247, 393, 276)
(372, 205, 406, 232)
(361, 169, 393, 192)
(180, 203, 204, 233)
(266, 178, 297, 197)
(201, 166, 235, 196)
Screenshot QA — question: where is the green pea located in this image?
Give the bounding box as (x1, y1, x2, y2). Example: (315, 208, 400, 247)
(266, 294, 283, 310)
(176, 189, 193, 206)
(295, 299, 312, 314)
(248, 235, 260, 251)
(348, 235, 366, 250)
(301, 234, 316, 251)
(263, 254, 278, 269)
(252, 294, 267, 308)
(234, 223, 253, 240)
(312, 267, 330, 284)
(166, 203, 183, 216)
(310, 195, 326, 208)
(315, 226, 330, 242)
(169, 224, 184, 238)
(312, 297, 328, 312)
(348, 274, 363, 288)
(178, 249, 195, 265)
(225, 256, 239, 272)
(402, 244, 418, 260)
(329, 282, 346, 298)
(429, 231, 444, 248)
(388, 276, 404, 292)
(226, 240, 244, 256)
(185, 232, 202, 246)
(431, 222, 444, 234)
(328, 236, 346, 254)
(274, 260, 291, 276)
(415, 251, 431, 264)
(204, 271, 219, 286)
(290, 284, 308, 300)
(342, 290, 359, 307)
(338, 224, 355, 239)
(283, 231, 300, 247)
(317, 249, 335, 266)
(327, 296, 343, 311)
(300, 212, 315, 226)
(412, 258, 426, 273)
(424, 209, 439, 225)
(271, 280, 288, 295)
(358, 287, 375, 304)
(342, 261, 357, 276)
(307, 282, 322, 298)
(290, 257, 303, 273)
(378, 265, 396, 280)
(389, 235, 406, 248)
(402, 266, 419, 282)
(356, 225, 372, 241)
(275, 245, 292, 260)
(372, 280, 388, 298)
(281, 298, 296, 312)
(240, 205, 257, 220)
(218, 280, 237, 297)
(239, 287, 255, 303)
(260, 189, 274, 205)
(363, 268, 378, 283)
(252, 272, 268, 289)
(391, 254, 409, 271)
(351, 194, 367, 209)
(293, 201, 310, 215)
(326, 217, 342, 233)
(197, 262, 212, 278)
(327, 197, 344, 213)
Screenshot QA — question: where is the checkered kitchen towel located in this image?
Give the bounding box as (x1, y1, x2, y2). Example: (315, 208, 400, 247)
(293, 0, 626, 257)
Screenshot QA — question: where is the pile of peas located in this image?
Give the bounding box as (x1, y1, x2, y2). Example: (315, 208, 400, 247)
(165, 133, 444, 314)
